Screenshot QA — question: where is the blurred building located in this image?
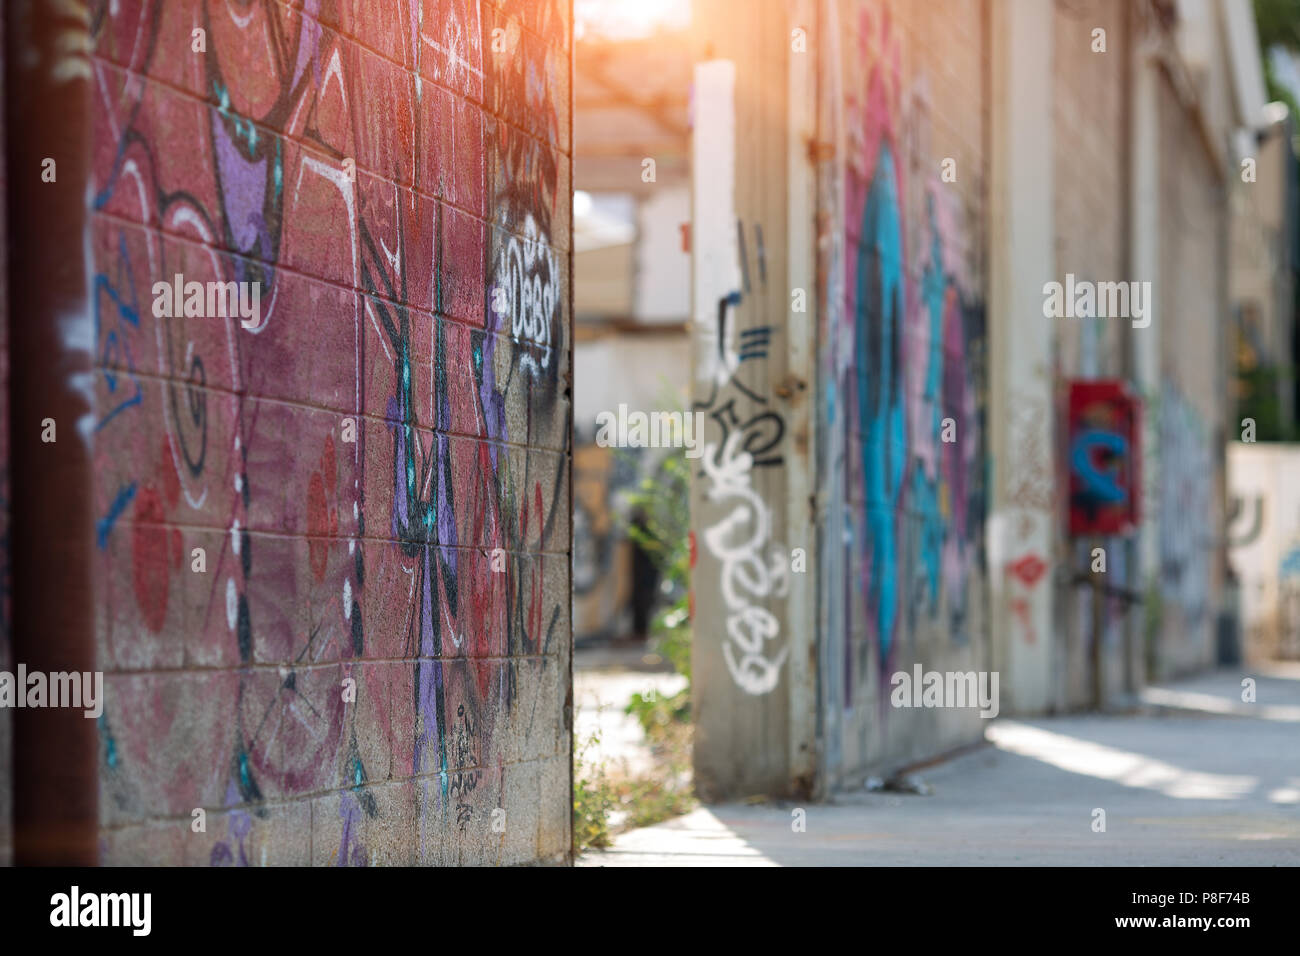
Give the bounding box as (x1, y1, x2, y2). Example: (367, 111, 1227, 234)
(572, 10, 694, 643)
(1231, 104, 1298, 437)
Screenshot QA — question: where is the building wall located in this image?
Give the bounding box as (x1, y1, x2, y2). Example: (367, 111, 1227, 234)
(574, 241, 635, 316)
(681, 0, 1249, 799)
(1020, 0, 1228, 705)
(689, 2, 806, 798)
(1154, 65, 1226, 678)
(634, 186, 691, 322)
(817, 0, 991, 784)
(86, 0, 571, 865)
(1050, 0, 1138, 709)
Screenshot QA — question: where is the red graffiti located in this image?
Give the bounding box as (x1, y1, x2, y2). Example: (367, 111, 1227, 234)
(1008, 553, 1047, 590)
(307, 435, 338, 583)
(131, 485, 170, 633)
(1009, 597, 1036, 644)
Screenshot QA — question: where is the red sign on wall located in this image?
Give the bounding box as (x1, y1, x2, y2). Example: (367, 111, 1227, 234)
(1066, 381, 1141, 536)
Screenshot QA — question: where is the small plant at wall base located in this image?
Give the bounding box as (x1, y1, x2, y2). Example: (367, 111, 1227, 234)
(606, 446, 698, 833)
(572, 731, 614, 852)
(621, 449, 692, 739)
(612, 757, 696, 828)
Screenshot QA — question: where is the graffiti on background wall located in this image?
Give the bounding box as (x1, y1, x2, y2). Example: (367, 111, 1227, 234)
(88, 0, 568, 862)
(1158, 383, 1212, 632)
(1066, 381, 1140, 536)
(701, 425, 791, 695)
(695, 219, 790, 695)
(1005, 552, 1047, 645)
(1226, 492, 1263, 547)
(830, 5, 987, 704)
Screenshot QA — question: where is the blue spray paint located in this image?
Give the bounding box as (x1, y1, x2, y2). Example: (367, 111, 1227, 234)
(855, 143, 905, 664)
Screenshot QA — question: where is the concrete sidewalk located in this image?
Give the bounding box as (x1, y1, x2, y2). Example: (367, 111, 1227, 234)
(579, 668, 1300, 866)
(1137, 661, 1300, 721)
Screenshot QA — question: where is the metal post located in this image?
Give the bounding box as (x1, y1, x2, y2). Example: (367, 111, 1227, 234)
(4, 0, 98, 865)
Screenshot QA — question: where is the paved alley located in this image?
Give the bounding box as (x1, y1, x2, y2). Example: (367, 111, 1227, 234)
(581, 668, 1300, 866)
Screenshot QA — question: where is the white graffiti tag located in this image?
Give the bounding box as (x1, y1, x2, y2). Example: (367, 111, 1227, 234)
(702, 429, 789, 694)
(496, 213, 558, 378)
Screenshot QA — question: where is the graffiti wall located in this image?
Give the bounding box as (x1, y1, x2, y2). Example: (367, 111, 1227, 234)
(87, 0, 571, 864)
(1156, 384, 1215, 666)
(816, 0, 990, 781)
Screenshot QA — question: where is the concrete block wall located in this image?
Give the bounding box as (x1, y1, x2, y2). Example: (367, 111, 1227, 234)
(85, 0, 571, 865)
(816, 0, 992, 785)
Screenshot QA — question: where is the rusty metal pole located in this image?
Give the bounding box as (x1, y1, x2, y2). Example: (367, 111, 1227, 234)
(5, 0, 98, 864)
